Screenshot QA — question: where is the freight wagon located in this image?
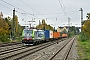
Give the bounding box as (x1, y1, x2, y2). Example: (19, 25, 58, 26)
(62, 33, 68, 38)
(44, 30, 53, 41)
(53, 32, 60, 39)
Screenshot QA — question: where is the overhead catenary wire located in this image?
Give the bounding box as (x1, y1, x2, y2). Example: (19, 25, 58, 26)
(0, 5, 29, 23)
(57, 0, 68, 19)
(1, 0, 79, 21)
(0, 2, 78, 21)
(0, 1, 44, 21)
(19, 0, 43, 16)
(0, 0, 78, 17)
(0, 3, 32, 19)
(60, 0, 67, 14)
(57, 0, 72, 26)
(0, 0, 36, 17)
(0, 0, 47, 20)
(0, 4, 12, 10)
(0, 0, 58, 27)
(0, 5, 41, 20)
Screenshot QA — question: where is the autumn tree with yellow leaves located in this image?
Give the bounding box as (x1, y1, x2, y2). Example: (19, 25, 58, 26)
(82, 13, 90, 39)
(0, 17, 9, 36)
(36, 19, 54, 31)
(0, 14, 23, 42)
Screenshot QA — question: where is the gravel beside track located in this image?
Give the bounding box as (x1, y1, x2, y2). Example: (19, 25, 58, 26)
(0, 42, 22, 47)
(0, 37, 78, 60)
(67, 37, 79, 60)
(51, 37, 75, 60)
(0, 46, 27, 55)
(20, 38, 71, 60)
(20, 37, 78, 60)
(0, 44, 23, 51)
(0, 40, 57, 60)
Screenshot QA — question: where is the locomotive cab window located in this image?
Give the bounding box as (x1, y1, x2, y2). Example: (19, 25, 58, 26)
(24, 30, 33, 36)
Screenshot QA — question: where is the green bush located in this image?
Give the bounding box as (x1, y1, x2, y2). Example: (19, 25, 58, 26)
(79, 33, 88, 42)
(78, 34, 90, 60)
(15, 36, 22, 42)
(0, 35, 10, 42)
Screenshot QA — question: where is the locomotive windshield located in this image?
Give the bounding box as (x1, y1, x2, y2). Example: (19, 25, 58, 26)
(37, 31, 44, 38)
(24, 30, 32, 34)
(24, 30, 33, 36)
(38, 32, 43, 37)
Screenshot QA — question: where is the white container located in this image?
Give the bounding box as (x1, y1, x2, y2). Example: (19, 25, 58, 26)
(50, 30, 53, 38)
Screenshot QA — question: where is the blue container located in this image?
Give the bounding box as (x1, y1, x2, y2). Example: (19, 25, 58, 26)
(44, 30, 50, 39)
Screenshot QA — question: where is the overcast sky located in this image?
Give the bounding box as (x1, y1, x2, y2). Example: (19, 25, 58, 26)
(0, 0, 90, 28)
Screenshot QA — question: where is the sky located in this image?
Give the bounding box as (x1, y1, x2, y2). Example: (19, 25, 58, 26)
(0, 0, 90, 28)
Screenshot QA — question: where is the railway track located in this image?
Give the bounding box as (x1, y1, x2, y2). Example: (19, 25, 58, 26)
(0, 42, 24, 54)
(48, 36, 76, 60)
(0, 40, 60, 60)
(0, 42, 22, 47)
(0, 38, 71, 60)
(19, 37, 72, 60)
(63, 37, 75, 60)
(0, 45, 27, 55)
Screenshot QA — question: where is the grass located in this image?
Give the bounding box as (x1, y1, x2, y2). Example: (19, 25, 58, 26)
(77, 35, 90, 60)
(0, 35, 10, 43)
(0, 35, 22, 43)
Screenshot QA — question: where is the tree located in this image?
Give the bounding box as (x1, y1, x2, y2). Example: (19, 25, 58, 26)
(82, 20, 90, 38)
(0, 17, 9, 36)
(4, 16, 12, 30)
(82, 13, 90, 39)
(68, 26, 77, 37)
(42, 19, 46, 25)
(4, 16, 23, 36)
(36, 19, 54, 30)
(86, 13, 90, 20)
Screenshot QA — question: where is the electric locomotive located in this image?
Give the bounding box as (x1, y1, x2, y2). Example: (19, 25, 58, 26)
(22, 28, 45, 45)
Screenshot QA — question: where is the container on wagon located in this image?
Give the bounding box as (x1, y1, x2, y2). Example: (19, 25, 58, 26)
(53, 32, 60, 39)
(44, 30, 50, 39)
(62, 34, 68, 38)
(49, 30, 53, 39)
